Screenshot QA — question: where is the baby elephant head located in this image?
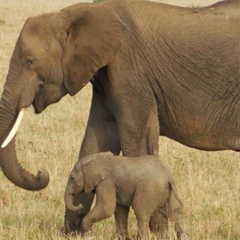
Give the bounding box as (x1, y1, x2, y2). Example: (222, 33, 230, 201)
(64, 152, 114, 211)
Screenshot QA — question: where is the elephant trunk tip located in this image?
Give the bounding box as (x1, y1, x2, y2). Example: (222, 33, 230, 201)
(37, 167, 50, 186)
(25, 167, 50, 191)
(68, 200, 83, 212)
(75, 203, 83, 211)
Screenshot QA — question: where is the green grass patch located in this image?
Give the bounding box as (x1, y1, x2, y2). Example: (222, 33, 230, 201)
(93, 0, 106, 3)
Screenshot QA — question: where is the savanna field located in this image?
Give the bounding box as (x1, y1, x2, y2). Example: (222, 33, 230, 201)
(0, 0, 239, 239)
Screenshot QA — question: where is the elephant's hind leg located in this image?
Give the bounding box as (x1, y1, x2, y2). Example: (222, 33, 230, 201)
(149, 205, 169, 238)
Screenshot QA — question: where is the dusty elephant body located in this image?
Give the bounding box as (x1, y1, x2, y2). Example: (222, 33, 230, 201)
(64, 152, 187, 239)
(0, 0, 239, 235)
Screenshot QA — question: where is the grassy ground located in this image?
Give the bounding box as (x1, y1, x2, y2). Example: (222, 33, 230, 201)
(0, 1, 239, 239)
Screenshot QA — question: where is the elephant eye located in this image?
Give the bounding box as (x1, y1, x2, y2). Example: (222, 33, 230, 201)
(26, 57, 35, 68)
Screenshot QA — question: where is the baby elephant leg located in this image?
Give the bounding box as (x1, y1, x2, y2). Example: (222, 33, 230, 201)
(114, 204, 130, 239)
(81, 201, 115, 235)
(149, 204, 169, 238)
(133, 196, 158, 239)
(133, 186, 170, 239)
(136, 218, 151, 240)
(81, 182, 116, 235)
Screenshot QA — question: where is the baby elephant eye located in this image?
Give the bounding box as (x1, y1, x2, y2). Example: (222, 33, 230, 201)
(26, 57, 35, 67)
(70, 175, 75, 181)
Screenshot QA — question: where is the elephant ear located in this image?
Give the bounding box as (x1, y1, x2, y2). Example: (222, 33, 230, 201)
(61, 3, 126, 96)
(82, 152, 114, 193)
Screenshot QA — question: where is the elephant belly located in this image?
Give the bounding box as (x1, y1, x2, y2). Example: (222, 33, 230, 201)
(116, 191, 134, 207)
(159, 116, 240, 151)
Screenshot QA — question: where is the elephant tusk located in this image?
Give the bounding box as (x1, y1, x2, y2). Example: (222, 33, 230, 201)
(1, 108, 26, 148)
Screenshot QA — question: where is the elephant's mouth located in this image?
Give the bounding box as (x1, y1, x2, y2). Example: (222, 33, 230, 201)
(33, 90, 46, 114)
(32, 85, 47, 114)
(33, 98, 46, 114)
(33, 82, 68, 114)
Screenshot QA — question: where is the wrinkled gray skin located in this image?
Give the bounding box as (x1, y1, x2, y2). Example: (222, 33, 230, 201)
(0, 0, 239, 235)
(64, 152, 187, 240)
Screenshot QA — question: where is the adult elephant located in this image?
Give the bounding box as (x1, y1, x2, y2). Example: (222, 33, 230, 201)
(0, 0, 239, 235)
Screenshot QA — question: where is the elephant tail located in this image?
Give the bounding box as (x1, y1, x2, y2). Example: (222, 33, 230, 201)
(166, 180, 183, 221)
(167, 181, 188, 239)
(170, 182, 183, 208)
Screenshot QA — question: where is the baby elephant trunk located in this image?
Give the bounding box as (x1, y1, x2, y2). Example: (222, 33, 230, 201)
(64, 186, 83, 212)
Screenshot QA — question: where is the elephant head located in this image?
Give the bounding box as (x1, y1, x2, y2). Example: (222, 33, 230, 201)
(64, 152, 114, 211)
(0, 3, 125, 190)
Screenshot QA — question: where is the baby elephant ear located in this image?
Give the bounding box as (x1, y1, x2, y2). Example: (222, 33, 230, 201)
(61, 3, 126, 96)
(83, 152, 114, 193)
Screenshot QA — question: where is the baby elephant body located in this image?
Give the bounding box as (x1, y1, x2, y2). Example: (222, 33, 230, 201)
(64, 152, 186, 239)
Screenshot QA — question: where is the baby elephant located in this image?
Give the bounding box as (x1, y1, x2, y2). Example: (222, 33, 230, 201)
(64, 152, 186, 239)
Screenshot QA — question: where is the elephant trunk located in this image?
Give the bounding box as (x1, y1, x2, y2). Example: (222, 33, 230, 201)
(0, 96, 49, 190)
(64, 185, 83, 212)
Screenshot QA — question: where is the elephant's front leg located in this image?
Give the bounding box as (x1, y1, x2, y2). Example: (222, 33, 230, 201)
(63, 88, 121, 235)
(114, 204, 130, 239)
(81, 180, 116, 234)
(119, 107, 159, 157)
(79, 90, 121, 159)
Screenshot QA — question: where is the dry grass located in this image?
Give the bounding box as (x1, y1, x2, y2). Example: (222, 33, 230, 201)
(0, 0, 239, 239)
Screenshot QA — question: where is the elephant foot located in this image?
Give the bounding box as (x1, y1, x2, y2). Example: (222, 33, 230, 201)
(116, 233, 131, 240)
